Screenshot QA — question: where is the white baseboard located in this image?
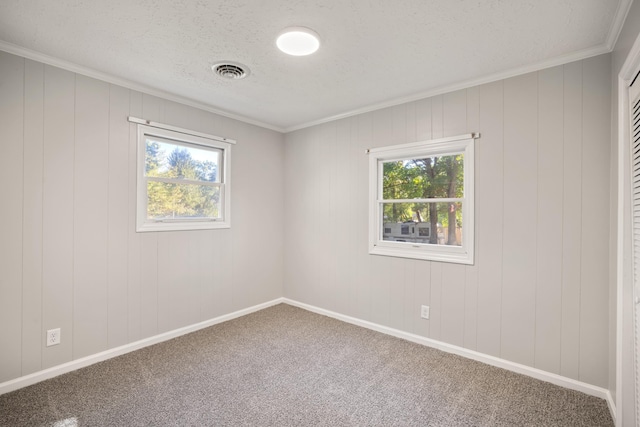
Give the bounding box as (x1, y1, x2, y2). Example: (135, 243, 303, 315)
(1, 296, 617, 425)
(605, 390, 617, 426)
(0, 297, 285, 396)
(282, 298, 614, 410)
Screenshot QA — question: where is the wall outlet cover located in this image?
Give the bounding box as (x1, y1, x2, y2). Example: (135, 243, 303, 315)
(421, 305, 430, 319)
(46, 328, 61, 347)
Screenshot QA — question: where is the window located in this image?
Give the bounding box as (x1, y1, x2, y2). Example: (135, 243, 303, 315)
(131, 118, 233, 232)
(368, 133, 477, 264)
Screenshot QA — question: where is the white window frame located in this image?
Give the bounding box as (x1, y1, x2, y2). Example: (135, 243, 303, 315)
(368, 133, 477, 264)
(130, 117, 234, 232)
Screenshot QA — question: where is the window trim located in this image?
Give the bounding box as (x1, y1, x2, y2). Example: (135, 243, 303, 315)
(368, 133, 477, 264)
(130, 117, 233, 232)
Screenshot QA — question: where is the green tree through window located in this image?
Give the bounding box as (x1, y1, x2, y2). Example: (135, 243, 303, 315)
(145, 138, 221, 220)
(369, 134, 475, 264)
(382, 153, 463, 245)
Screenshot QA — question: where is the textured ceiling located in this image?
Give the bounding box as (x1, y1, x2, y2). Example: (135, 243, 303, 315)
(0, 0, 630, 131)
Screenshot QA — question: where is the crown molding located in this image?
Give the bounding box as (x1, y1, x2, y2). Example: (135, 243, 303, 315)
(606, 0, 634, 51)
(0, 40, 285, 133)
(286, 0, 632, 133)
(2, 0, 631, 137)
(284, 43, 612, 133)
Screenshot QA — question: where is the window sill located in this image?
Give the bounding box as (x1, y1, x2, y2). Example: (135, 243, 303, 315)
(369, 244, 473, 265)
(136, 220, 230, 233)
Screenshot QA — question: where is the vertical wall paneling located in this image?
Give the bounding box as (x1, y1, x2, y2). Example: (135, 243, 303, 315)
(163, 102, 199, 130)
(107, 84, 130, 348)
(403, 258, 417, 333)
(231, 123, 282, 314)
(413, 98, 433, 338)
(73, 75, 110, 359)
(535, 66, 564, 374)
(440, 90, 468, 347)
(0, 52, 24, 382)
(0, 48, 614, 390)
(579, 55, 611, 388)
(187, 230, 201, 324)
(475, 81, 504, 357)
(42, 65, 75, 369)
(387, 256, 405, 331)
(229, 124, 284, 309)
(283, 131, 304, 303)
(199, 230, 216, 321)
(402, 102, 418, 333)
(140, 230, 159, 337)
(22, 59, 44, 375)
(304, 125, 318, 306)
(196, 106, 223, 138)
(156, 232, 171, 333)
(443, 90, 468, 136)
(413, 261, 431, 337)
(346, 116, 361, 319)
(160, 232, 190, 332)
(560, 61, 582, 380)
(415, 98, 432, 141)
(429, 96, 444, 341)
(464, 86, 480, 351)
(406, 107, 420, 337)
(334, 118, 352, 315)
(317, 123, 334, 311)
(501, 73, 538, 366)
(432, 95, 444, 138)
(178, 231, 195, 329)
(127, 90, 143, 343)
(1, 50, 286, 386)
(305, 127, 321, 305)
(326, 122, 339, 313)
(440, 263, 465, 346)
(287, 56, 611, 386)
(298, 127, 317, 306)
(161, 102, 209, 328)
(224, 118, 245, 308)
(370, 109, 394, 326)
(429, 262, 443, 341)
(405, 101, 417, 142)
(218, 226, 233, 314)
(139, 94, 162, 337)
(388, 105, 409, 331)
(355, 113, 373, 321)
(307, 125, 333, 305)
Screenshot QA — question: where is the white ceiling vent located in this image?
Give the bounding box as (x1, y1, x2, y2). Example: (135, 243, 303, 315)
(211, 62, 250, 80)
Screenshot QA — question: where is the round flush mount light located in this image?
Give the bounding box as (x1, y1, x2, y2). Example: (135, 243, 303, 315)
(276, 27, 320, 56)
(211, 62, 250, 80)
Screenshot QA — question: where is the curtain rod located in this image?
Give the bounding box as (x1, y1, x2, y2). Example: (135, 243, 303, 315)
(365, 133, 479, 154)
(128, 116, 236, 144)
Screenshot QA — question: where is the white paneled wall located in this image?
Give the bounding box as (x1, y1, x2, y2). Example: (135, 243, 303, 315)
(0, 51, 284, 383)
(0, 50, 24, 382)
(284, 54, 612, 388)
(0, 48, 613, 391)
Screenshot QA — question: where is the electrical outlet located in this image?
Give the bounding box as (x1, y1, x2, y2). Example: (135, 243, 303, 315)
(420, 305, 430, 319)
(46, 328, 61, 347)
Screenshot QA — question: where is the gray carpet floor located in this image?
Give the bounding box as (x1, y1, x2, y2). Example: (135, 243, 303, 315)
(0, 304, 613, 426)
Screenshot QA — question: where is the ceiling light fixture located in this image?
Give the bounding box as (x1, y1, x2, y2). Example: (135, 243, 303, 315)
(276, 27, 320, 56)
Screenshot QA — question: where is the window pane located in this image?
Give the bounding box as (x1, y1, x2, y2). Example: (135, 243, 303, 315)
(382, 202, 463, 246)
(145, 136, 220, 183)
(147, 181, 221, 220)
(382, 153, 463, 200)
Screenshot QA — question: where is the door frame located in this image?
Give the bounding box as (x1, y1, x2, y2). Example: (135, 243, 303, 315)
(617, 30, 640, 426)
